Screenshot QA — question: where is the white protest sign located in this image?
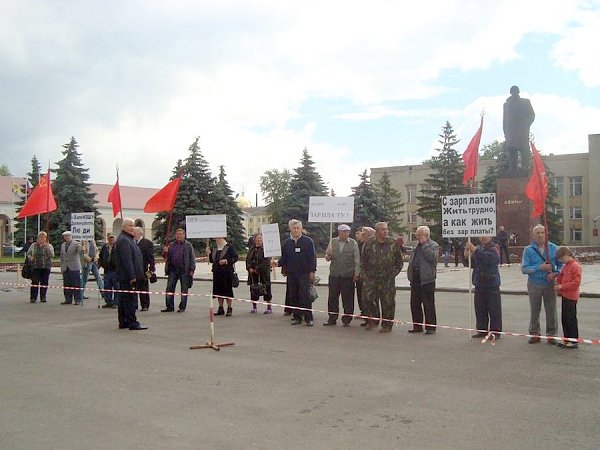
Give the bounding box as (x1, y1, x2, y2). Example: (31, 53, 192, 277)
(308, 196, 354, 223)
(71, 212, 95, 240)
(261, 223, 282, 258)
(442, 193, 496, 238)
(186, 214, 227, 238)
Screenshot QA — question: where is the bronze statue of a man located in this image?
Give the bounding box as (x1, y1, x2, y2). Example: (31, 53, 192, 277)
(503, 85, 535, 174)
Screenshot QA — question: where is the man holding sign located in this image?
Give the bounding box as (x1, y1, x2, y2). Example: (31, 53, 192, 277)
(278, 219, 317, 326)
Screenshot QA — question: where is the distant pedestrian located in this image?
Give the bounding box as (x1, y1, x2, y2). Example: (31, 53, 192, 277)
(80, 239, 104, 300)
(162, 228, 196, 313)
(496, 226, 511, 266)
(134, 227, 155, 311)
(555, 246, 582, 349)
(246, 233, 272, 314)
(99, 234, 120, 308)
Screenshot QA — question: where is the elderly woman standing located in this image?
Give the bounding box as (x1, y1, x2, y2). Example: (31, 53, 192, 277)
(27, 231, 55, 303)
(246, 233, 273, 314)
(206, 237, 238, 316)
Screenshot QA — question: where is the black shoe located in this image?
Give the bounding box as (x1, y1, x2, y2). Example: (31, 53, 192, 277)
(161, 308, 174, 313)
(119, 324, 129, 329)
(215, 307, 225, 316)
(61, 301, 72, 305)
(471, 332, 487, 338)
(226, 307, 232, 317)
(102, 303, 113, 309)
(40, 299, 46, 303)
(83, 296, 89, 299)
(291, 319, 302, 325)
(323, 321, 336, 326)
(177, 308, 185, 313)
(141, 307, 149, 312)
(425, 329, 436, 335)
(129, 324, 148, 330)
(30, 298, 36, 303)
(306, 321, 314, 327)
(408, 328, 423, 334)
(342, 323, 350, 327)
(360, 322, 368, 327)
(283, 311, 292, 316)
(74, 302, 81, 305)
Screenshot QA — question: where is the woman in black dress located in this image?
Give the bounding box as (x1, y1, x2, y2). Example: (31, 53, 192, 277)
(246, 233, 273, 314)
(207, 237, 238, 316)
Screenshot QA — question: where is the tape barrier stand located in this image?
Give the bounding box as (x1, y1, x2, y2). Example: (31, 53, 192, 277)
(1, 280, 599, 346)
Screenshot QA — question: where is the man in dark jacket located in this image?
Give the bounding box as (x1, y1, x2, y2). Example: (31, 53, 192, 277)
(134, 227, 156, 311)
(162, 228, 196, 313)
(465, 236, 502, 338)
(277, 219, 317, 326)
(496, 225, 511, 266)
(114, 218, 147, 330)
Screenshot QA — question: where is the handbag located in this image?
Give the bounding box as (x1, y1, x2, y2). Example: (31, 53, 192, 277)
(250, 272, 267, 297)
(22, 259, 33, 279)
(309, 285, 318, 303)
(232, 270, 240, 288)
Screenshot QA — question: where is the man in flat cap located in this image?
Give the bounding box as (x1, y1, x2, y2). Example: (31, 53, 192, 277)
(60, 230, 83, 305)
(323, 224, 360, 326)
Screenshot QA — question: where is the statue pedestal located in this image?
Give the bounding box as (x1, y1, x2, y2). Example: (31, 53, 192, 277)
(496, 177, 535, 247)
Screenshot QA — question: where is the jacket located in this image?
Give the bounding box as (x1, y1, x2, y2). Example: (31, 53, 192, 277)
(470, 241, 501, 288)
(27, 242, 55, 270)
(165, 240, 196, 275)
(361, 236, 403, 281)
(99, 243, 117, 272)
(328, 237, 360, 278)
(556, 259, 582, 301)
(114, 230, 145, 283)
(407, 239, 439, 286)
(210, 243, 238, 275)
(137, 237, 156, 273)
(521, 240, 562, 286)
(246, 245, 271, 284)
(278, 235, 317, 274)
(60, 240, 82, 272)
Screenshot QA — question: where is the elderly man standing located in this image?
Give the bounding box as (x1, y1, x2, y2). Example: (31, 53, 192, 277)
(134, 226, 156, 312)
(407, 226, 439, 334)
(521, 224, 562, 344)
(99, 233, 119, 308)
(323, 224, 360, 327)
(60, 230, 82, 305)
(278, 219, 317, 326)
(113, 218, 147, 330)
(162, 228, 196, 313)
(361, 222, 404, 332)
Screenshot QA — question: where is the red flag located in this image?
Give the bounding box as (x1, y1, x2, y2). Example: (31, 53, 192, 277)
(18, 170, 57, 218)
(107, 179, 122, 217)
(462, 116, 483, 185)
(144, 176, 182, 213)
(525, 142, 548, 218)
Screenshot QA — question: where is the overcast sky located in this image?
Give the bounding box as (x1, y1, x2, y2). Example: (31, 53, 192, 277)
(1, 0, 599, 204)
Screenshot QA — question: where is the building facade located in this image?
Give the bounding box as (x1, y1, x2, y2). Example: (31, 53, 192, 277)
(371, 134, 600, 246)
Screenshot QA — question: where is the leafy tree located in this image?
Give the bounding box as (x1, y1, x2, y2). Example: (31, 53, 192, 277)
(213, 165, 246, 253)
(0, 163, 11, 176)
(417, 121, 470, 241)
(351, 170, 385, 230)
(14, 156, 44, 245)
(479, 140, 509, 193)
(279, 148, 329, 250)
(374, 171, 405, 234)
(543, 163, 562, 244)
(153, 137, 215, 253)
(49, 137, 99, 248)
(259, 168, 292, 225)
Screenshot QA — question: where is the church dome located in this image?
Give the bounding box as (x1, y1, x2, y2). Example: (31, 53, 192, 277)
(235, 194, 252, 208)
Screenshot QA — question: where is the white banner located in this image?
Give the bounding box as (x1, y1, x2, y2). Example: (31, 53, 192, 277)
(186, 214, 227, 239)
(261, 223, 282, 258)
(308, 196, 354, 223)
(441, 193, 496, 238)
(71, 212, 95, 240)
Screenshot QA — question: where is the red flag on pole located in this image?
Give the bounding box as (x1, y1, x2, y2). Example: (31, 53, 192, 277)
(525, 142, 548, 218)
(144, 176, 182, 213)
(18, 170, 57, 218)
(107, 178, 122, 217)
(462, 116, 483, 185)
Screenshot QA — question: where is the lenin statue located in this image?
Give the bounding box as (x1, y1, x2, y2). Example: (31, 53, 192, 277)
(503, 86, 535, 174)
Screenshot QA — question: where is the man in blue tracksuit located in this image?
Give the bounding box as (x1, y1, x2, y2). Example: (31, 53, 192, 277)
(521, 224, 562, 344)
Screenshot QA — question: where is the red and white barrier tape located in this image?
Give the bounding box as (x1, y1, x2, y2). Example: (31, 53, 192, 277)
(1, 280, 598, 346)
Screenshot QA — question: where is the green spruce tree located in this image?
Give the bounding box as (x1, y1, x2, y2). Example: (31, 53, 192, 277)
(351, 170, 385, 230)
(374, 171, 405, 234)
(417, 121, 470, 241)
(213, 165, 246, 253)
(153, 138, 215, 254)
(50, 137, 99, 248)
(279, 148, 329, 251)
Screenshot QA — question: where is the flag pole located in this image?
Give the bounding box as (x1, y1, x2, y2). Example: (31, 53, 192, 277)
(45, 164, 51, 236)
(117, 165, 123, 222)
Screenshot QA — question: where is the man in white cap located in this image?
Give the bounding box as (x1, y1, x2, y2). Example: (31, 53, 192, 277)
(59, 230, 83, 305)
(323, 224, 360, 326)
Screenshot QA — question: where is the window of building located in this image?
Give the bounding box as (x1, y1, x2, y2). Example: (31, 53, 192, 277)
(407, 185, 417, 203)
(408, 211, 418, 223)
(550, 177, 563, 196)
(410, 229, 417, 241)
(569, 206, 582, 219)
(570, 228, 582, 242)
(569, 176, 582, 196)
(553, 206, 563, 223)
